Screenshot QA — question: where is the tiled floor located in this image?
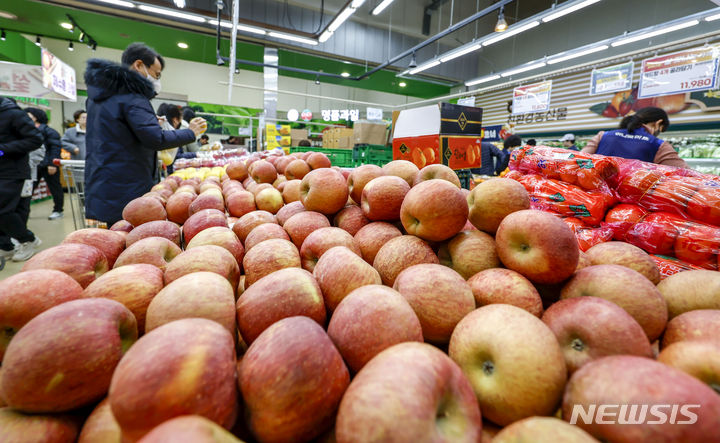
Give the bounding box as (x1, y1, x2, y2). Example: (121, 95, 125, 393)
(1, 195, 77, 277)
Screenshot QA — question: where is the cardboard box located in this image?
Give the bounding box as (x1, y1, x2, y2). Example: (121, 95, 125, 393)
(291, 128, 309, 146)
(392, 103, 483, 170)
(353, 121, 388, 146)
(336, 136, 353, 149)
(266, 124, 291, 137)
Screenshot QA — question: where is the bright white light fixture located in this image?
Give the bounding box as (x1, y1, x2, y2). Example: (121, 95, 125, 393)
(372, 0, 395, 16)
(138, 5, 207, 22)
(264, 54, 279, 62)
(440, 42, 482, 63)
(319, 30, 333, 43)
(177, 42, 188, 49)
(328, 7, 356, 32)
(483, 20, 540, 46)
(542, 0, 602, 23)
(706, 13, 720, 21)
(547, 44, 608, 64)
(500, 61, 546, 77)
(611, 20, 699, 47)
(209, 20, 267, 35)
(94, 0, 135, 7)
(465, 74, 501, 86)
(408, 59, 441, 75)
(268, 31, 318, 46)
(341, 72, 351, 77)
(60, 22, 73, 30)
(399, 81, 407, 87)
(350, 0, 366, 7)
(173, 0, 186, 8)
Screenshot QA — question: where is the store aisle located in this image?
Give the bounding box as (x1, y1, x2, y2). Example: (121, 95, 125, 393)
(1, 195, 76, 277)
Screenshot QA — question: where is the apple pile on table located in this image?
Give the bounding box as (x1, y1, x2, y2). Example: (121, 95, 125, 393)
(2, 152, 720, 443)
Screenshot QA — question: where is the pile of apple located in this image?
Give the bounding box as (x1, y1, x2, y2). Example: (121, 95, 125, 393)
(1, 151, 720, 443)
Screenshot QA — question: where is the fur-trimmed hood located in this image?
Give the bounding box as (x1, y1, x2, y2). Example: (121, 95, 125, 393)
(84, 58, 155, 102)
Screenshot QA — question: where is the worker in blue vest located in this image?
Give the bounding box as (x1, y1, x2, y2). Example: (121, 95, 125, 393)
(582, 107, 686, 168)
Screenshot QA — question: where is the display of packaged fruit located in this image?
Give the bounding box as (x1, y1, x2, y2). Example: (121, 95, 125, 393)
(649, 254, 705, 279)
(563, 217, 614, 251)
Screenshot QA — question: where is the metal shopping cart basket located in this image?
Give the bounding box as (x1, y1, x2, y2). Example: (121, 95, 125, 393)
(57, 159, 88, 230)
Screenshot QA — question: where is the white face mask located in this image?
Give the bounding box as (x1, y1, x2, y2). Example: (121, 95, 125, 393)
(142, 65, 162, 94)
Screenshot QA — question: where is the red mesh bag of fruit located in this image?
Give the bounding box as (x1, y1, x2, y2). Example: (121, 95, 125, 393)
(509, 146, 619, 192)
(563, 217, 614, 251)
(649, 254, 705, 280)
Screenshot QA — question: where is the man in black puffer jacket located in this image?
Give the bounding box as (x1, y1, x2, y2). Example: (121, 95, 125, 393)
(26, 107, 64, 220)
(83, 43, 205, 226)
(0, 97, 43, 263)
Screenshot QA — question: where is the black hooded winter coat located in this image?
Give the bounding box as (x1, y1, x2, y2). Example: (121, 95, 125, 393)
(0, 97, 43, 180)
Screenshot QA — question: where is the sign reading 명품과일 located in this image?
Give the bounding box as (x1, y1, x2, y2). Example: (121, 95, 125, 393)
(639, 46, 720, 98)
(589, 61, 634, 95)
(512, 80, 552, 115)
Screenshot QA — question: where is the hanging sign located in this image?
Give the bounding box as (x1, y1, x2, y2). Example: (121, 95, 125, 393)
(457, 96, 476, 106)
(41, 49, 77, 101)
(321, 109, 359, 122)
(512, 80, 552, 115)
(589, 61, 634, 95)
(287, 108, 299, 121)
(366, 106, 383, 120)
(300, 109, 313, 121)
(639, 46, 720, 98)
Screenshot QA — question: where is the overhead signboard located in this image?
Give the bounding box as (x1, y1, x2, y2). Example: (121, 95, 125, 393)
(512, 80, 552, 114)
(457, 96, 476, 107)
(41, 49, 77, 101)
(366, 106, 383, 120)
(639, 46, 720, 98)
(589, 61, 634, 95)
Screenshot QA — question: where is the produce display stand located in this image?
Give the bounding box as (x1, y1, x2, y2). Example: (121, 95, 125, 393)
(352, 144, 393, 167)
(55, 159, 87, 231)
(289, 146, 355, 168)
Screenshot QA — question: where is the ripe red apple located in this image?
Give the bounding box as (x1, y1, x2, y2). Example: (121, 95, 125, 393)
(495, 209, 579, 284)
(236, 268, 325, 345)
(243, 238, 301, 286)
(22, 243, 108, 288)
(373, 235, 439, 286)
(78, 398, 122, 443)
(225, 190, 256, 218)
(63, 228, 126, 268)
(113, 236, 182, 272)
(313, 246, 382, 311)
(0, 408, 81, 443)
(561, 264, 668, 341)
(438, 230, 500, 279)
(275, 156, 294, 175)
(333, 205, 369, 236)
(467, 178, 530, 234)
(562, 355, 720, 442)
(110, 219, 134, 233)
(467, 268, 543, 317)
(109, 319, 237, 441)
(276, 200, 306, 226)
(300, 168, 349, 215)
(182, 209, 227, 244)
(393, 264, 475, 344)
(124, 220, 181, 249)
(250, 160, 278, 184)
(348, 165, 384, 204)
(662, 309, 720, 348)
(83, 264, 164, 334)
(413, 164, 461, 187)
(657, 270, 720, 319)
(360, 175, 410, 221)
(226, 161, 248, 181)
(449, 304, 567, 426)
(382, 160, 419, 186)
(283, 211, 331, 248)
(145, 272, 235, 334)
(585, 241, 661, 284)
(542, 296, 652, 374)
(244, 223, 291, 251)
(328, 285, 423, 373)
(164, 245, 240, 290)
(0, 270, 84, 362)
(306, 152, 332, 170)
(354, 221, 402, 264)
(657, 340, 720, 393)
(401, 179, 468, 242)
(122, 196, 166, 227)
(250, 183, 273, 197)
(493, 417, 598, 443)
(136, 415, 241, 443)
(239, 316, 349, 443)
(335, 342, 482, 442)
(231, 210, 276, 244)
(254, 187, 284, 214)
(186, 226, 244, 266)
(188, 191, 225, 215)
(282, 179, 302, 203)
(285, 159, 311, 180)
(1, 299, 137, 412)
(300, 227, 361, 272)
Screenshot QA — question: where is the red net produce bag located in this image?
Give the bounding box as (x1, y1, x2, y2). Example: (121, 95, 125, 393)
(563, 217, 614, 251)
(650, 254, 705, 279)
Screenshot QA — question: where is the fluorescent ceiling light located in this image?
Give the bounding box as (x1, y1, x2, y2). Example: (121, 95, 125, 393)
(372, 0, 395, 16)
(209, 20, 266, 35)
(483, 20, 540, 46)
(440, 43, 482, 63)
(542, 0, 602, 23)
(268, 31, 318, 46)
(0, 11, 18, 19)
(94, 0, 135, 7)
(399, 82, 406, 87)
(408, 59, 441, 75)
(351, 0, 366, 7)
(328, 7, 356, 32)
(547, 44, 609, 64)
(60, 22, 73, 30)
(341, 72, 351, 77)
(319, 30, 333, 43)
(264, 55, 278, 62)
(611, 19, 699, 47)
(706, 13, 720, 21)
(501, 62, 546, 77)
(177, 42, 188, 49)
(173, 0, 186, 8)
(466, 74, 501, 86)
(138, 5, 206, 22)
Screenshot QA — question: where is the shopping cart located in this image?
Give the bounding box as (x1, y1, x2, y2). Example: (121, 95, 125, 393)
(56, 159, 87, 230)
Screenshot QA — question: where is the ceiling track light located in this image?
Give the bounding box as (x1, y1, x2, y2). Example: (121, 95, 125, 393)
(35, 36, 41, 46)
(173, 0, 187, 8)
(68, 41, 74, 51)
(315, 74, 321, 85)
(495, 6, 508, 32)
(1, 29, 6, 41)
(408, 52, 417, 68)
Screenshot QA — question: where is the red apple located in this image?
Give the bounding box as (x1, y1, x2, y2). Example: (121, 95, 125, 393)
(307, 152, 332, 170)
(182, 209, 228, 244)
(493, 417, 598, 443)
(360, 175, 410, 221)
(401, 179, 468, 242)
(373, 235, 439, 286)
(226, 161, 248, 181)
(225, 190, 256, 218)
(333, 205, 369, 236)
(438, 230, 500, 279)
(164, 245, 240, 290)
(662, 309, 720, 348)
(113, 236, 182, 272)
(188, 192, 225, 215)
(254, 187, 284, 214)
(243, 238, 301, 286)
(244, 223, 291, 251)
(276, 200, 306, 226)
(236, 267, 325, 345)
(78, 398, 122, 443)
(585, 241, 661, 284)
(238, 316, 349, 443)
(63, 228, 126, 268)
(1, 299, 137, 412)
(495, 209, 579, 284)
(283, 211, 331, 248)
(250, 160, 278, 184)
(449, 304, 567, 426)
(125, 221, 181, 248)
(467, 178, 530, 234)
(231, 210, 275, 244)
(314, 246, 382, 311)
(413, 164, 461, 187)
(83, 264, 164, 334)
(335, 342, 482, 442)
(300, 227, 361, 272)
(347, 164, 384, 204)
(657, 340, 720, 393)
(136, 415, 241, 443)
(22, 243, 108, 288)
(656, 270, 720, 319)
(110, 220, 134, 233)
(282, 179, 302, 203)
(250, 183, 273, 196)
(382, 160, 419, 186)
(467, 268, 543, 317)
(0, 408, 81, 443)
(186, 226, 244, 266)
(285, 159, 311, 180)
(300, 168, 349, 215)
(122, 196, 166, 226)
(109, 319, 237, 441)
(354, 222, 402, 264)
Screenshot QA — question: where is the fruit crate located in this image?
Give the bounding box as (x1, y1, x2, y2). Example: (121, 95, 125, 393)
(455, 169, 474, 190)
(352, 144, 393, 167)
(288, 147, 354, 168)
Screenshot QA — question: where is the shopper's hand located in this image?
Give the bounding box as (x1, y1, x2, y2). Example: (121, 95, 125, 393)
(158, 115, 167, 127)
(189, 117, 207, 137)
(47, 166, 58, 175)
